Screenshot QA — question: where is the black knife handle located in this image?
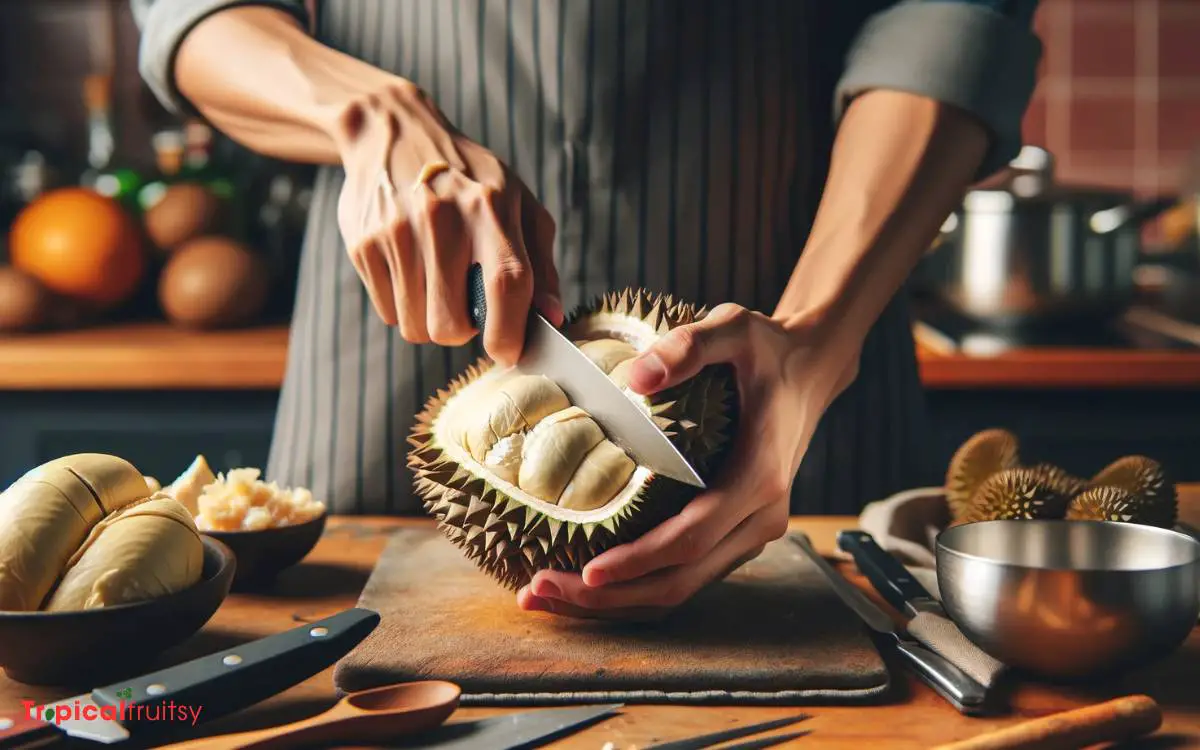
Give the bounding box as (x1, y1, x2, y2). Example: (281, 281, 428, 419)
(467, 263, 486, 330)
(90, 607, 379, 729)
(837, 530, 933, 616)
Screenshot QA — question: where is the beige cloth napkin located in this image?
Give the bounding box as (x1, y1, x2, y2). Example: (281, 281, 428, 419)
(831, 486, 1008, 688)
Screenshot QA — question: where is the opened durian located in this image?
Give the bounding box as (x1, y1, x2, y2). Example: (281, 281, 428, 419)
(945, 428, 1020, 520)
(163, 453, 217, 516)
(964, 467, 1071, 522)
(409, 289, 738, 589)
(0, 454, 147, 611)
(44, 492, 203, 611)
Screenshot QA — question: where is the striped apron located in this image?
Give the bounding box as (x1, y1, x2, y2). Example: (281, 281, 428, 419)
(265, 0, 940, 516)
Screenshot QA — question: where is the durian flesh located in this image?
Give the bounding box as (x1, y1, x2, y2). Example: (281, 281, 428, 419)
(410, 289, 738, 590)
(0, 455, 147, 611)
(45, 493, 204, 611)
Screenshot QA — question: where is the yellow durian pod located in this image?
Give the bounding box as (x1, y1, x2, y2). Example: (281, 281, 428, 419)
(44, 493, 204, 612)
(0, 468, 107, 611)
(23, 453, 150, 514)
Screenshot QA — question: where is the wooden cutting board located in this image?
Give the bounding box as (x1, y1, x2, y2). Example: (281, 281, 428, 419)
(333, 528, 891, 705)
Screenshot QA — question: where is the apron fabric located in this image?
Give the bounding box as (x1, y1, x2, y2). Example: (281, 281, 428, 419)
(264, 0, 940, 516)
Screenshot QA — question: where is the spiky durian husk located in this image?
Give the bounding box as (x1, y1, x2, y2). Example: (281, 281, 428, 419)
(1028, 463, 1088, 500)
(1066, 485, 1163, 525)
(945, 429, 1020, 520)
(963, 467, 1070, 523)
(407, 288, 739, 590)
(1087, 456, 1177, 528)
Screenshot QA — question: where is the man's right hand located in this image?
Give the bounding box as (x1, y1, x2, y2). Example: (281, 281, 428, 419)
(331, 81, 562, 367)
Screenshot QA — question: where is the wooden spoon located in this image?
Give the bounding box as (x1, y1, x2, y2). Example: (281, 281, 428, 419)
(932, 695, 1162, 750)
(160, 680, 461, 750)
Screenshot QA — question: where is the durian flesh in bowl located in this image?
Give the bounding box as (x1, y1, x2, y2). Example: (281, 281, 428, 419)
(0, 453, 207, 613)
(936, 518, 1200, 680)
(410, 289, 739, 590)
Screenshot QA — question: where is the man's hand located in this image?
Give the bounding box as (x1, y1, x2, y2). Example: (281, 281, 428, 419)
(333, 82, 562, 366)
(514, 303, 858, 620)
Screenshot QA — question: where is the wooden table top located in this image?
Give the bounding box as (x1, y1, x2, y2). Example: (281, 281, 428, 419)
(4, 321, 1200, 391)
(4, 490, 1200, 749)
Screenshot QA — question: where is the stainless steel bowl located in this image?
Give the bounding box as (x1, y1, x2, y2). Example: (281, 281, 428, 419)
(936, 520, 1200, 681)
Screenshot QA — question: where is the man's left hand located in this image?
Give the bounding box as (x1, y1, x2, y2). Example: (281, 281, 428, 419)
(515, 303, 858, 620)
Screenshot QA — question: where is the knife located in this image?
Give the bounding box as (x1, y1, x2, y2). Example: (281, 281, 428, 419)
(466, 263, 704, 488)
(0, 607, 380, 748)
(789, 533, 989, 716)
(386, 703, 622, 749)
(836, 530, 943, 618)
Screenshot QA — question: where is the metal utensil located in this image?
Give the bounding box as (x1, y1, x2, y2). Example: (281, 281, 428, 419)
(465, 263, 704, 487)
(642, 713, 812, 749)
(837, 530, 944, 618)
(385, 703, 622, 749)
(789, 533, 988, 715)
(929, 145, 1180, 325)
(0, 608, 380, 748)
(837, 530, 1008, 692)
(936, 520, 1200, 680)
(159, 680, 461, 749)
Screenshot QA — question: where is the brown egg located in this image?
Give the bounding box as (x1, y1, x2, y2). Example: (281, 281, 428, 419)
(0, 266, 52, 332)
(158, 236, 270, 329)
(142, 183, 225, 253)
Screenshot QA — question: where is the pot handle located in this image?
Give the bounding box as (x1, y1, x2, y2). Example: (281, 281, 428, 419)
(1089, 196, 1178, 235)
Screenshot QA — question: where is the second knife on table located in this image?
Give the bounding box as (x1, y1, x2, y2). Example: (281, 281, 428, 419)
(790, 532, 990, 716)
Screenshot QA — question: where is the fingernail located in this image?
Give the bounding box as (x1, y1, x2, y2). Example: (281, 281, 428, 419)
(632, 352, 667, 391)
(535, 579, 562, 599)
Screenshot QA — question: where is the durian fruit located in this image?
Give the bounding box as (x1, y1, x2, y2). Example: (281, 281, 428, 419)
(0, 454, 148, 611)
(945, 428, 1020, 520)
(964, 467, 1071, 523)
(408, 289, 739, 590)
(1089, 455, 1177, 527)
(1028, 462, 1088, 500)
(44, 493, 204, 611)
(163, 453, 217, 516)
(1087, 456, 1177, 528)
(1066, 486, 1163, 525)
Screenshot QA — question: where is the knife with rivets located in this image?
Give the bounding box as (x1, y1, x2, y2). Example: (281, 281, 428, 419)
(0, 608, 379, 748)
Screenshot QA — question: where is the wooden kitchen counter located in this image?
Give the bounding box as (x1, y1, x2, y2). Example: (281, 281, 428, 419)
(4, 321, 1200, 390)
(4, 487, 1199, 749)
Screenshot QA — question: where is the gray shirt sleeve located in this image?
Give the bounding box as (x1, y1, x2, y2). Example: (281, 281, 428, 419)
(834, 0, 1044, 179)
(130, 0, 310, 116)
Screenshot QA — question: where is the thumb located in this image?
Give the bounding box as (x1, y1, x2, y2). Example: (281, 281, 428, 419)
(521, 186, 563, 326)
(626, 304, 749, 395)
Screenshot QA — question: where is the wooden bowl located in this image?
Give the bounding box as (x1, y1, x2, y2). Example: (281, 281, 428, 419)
(0, 535, 236, 686)
(201, 511, 327, 590)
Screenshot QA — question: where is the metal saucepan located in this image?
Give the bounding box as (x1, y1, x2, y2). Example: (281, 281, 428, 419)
(929, 146, 1179, 326)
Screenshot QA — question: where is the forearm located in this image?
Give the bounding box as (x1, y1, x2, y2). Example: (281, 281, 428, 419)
(171, 6, 406, 164)
(773, 89, 988, 356)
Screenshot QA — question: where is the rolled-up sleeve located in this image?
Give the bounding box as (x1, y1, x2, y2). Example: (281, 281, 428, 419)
(130, 0, 309, 116)
(834, 0, 1043, 179)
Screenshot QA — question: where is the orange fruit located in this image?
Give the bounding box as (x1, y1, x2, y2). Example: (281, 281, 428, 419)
(8, 187, 146, 309)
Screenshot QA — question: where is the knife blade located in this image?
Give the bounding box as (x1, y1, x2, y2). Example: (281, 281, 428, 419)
(0, 608, 380, 748)
(466, 263, 704, 487)
(387, 703, 622, 749)
(836, 530, 943, 618)
(788, 533, 989, 716)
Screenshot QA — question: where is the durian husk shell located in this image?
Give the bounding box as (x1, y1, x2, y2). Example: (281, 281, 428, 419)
(0, 468, 105, 611)
(1088, 455, 1178, 528)
(44, 494, 204, 612)
(408, 288, 740, 590)
(945, 429, 1020, 521)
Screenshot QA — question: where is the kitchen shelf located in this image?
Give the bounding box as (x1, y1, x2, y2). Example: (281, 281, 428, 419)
(4, 321, 1200, 390)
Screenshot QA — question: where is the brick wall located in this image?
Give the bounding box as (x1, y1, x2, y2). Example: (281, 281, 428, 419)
(1024, 0, 1200, 196)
